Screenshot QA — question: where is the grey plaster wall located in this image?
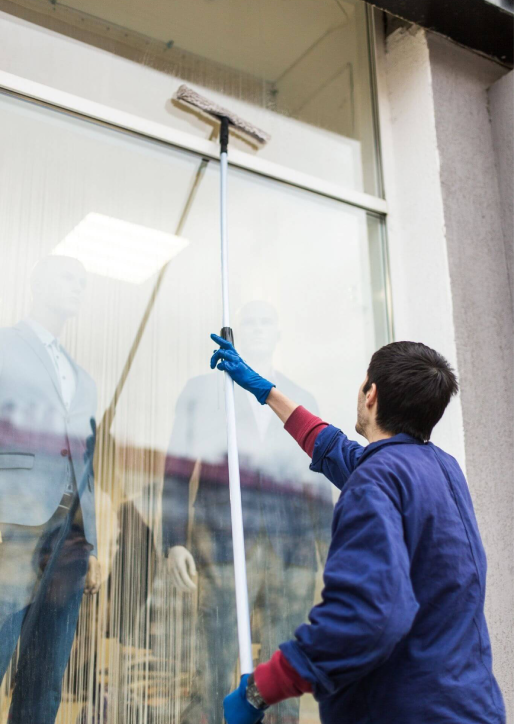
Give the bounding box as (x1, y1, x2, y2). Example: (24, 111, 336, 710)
(428, 34, 514, 716)
(378, 22, 467, 464)
(489, 70, 514, 310)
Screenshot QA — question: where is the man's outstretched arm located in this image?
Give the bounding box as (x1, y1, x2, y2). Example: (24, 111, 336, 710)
(210, 333, 304, 424)
(265, 387, 298, 424)
(210, 334, 328, 457)
(210, 333, 363, 475)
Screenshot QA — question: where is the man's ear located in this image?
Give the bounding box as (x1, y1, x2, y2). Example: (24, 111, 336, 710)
(366, 383, 378, 408)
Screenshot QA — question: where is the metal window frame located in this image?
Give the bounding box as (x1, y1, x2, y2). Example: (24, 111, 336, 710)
(0, 70, 387, 217)
(364, 4, 395, 344)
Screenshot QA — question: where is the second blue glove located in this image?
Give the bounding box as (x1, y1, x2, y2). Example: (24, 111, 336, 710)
(223, 675, 265, 724)
(210, 333, 275, 405)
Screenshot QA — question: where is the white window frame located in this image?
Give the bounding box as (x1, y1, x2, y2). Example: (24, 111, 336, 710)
(0, 69, 387, 217)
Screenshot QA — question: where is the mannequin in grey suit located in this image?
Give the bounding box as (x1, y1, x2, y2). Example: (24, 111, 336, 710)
(0, 256, 99, 723)
(162, 301, 333, 724)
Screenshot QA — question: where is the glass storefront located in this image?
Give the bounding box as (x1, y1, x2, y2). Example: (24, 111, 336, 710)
(0, 2, 388, 723)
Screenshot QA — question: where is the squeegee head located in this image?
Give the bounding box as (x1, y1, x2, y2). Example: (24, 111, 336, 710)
(175, 84, 271, 146)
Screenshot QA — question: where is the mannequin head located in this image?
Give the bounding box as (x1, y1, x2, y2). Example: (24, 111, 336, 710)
(30, 255, 87, 335)
(236, 300, 280, 367)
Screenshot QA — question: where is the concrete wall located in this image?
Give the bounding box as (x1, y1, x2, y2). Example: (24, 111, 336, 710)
(374, 21, 466, 467)
(428, 34, 514, 715)
(488, 70, 514, 307)
(379, 17, 513, 715)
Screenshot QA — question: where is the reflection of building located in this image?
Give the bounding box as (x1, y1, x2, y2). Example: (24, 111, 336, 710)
(0, 1, 512, 722)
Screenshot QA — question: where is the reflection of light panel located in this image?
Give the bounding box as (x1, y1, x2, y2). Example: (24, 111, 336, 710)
(53, 212, 189, 284)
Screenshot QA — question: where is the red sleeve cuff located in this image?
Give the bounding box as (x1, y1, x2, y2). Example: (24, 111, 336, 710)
(254, 650, 313, 705)
(284, 406, 328, 458)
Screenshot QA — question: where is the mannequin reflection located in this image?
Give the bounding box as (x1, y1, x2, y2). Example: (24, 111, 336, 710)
(0, 256, 98, 723)
(162, 301, 333, 724)
(168, 302, 278, 592)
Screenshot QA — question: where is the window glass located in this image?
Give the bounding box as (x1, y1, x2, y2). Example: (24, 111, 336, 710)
(0, 91, 387, 723)
(4, 0, 381, 196)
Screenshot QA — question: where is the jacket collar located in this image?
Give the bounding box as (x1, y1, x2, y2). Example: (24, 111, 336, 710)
(357, 432, 426, 467)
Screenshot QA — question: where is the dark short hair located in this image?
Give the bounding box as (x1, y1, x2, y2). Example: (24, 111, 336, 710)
(363, 341, 459, 441)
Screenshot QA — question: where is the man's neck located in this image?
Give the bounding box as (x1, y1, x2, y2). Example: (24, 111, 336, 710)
(28, 308, 65, 339)
(366, 427, 394, 444)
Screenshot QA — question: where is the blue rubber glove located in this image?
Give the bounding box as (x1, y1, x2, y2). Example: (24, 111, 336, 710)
(223, 675, 265, 724)
(210, 333, 275, 405)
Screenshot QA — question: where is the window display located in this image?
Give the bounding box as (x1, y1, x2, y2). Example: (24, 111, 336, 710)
(0, 89, 387, 723)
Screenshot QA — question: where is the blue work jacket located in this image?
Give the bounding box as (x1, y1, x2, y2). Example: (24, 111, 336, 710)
(281, 427, 505, 723)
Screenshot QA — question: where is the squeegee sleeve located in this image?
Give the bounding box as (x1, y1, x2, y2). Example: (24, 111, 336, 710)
(174, 85, 271, 145)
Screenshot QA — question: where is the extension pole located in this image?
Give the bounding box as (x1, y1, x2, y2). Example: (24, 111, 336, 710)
(219, 116, 253, 676)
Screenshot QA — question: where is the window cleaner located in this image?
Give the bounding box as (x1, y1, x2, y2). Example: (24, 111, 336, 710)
(211, 337, 506, 724)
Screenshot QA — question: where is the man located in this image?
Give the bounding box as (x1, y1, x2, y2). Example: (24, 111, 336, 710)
(211, 335, 506, 724)
(161, 302, 333, 724)
(0, 255, 100, 723)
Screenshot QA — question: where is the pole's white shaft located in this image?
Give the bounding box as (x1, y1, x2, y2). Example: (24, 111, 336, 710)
(220, 150, 253, 675)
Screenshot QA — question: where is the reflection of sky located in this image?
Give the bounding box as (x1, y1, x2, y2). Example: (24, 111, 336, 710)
(0, 93, 378, 456)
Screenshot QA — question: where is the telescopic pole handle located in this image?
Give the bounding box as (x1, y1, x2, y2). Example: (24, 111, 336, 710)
(220, 327, 234, 345)
(220, 130, 253, 676)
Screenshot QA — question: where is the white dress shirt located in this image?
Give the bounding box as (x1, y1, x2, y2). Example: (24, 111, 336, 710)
(26, 319, 78, 496)
(25, 318, 77, 410)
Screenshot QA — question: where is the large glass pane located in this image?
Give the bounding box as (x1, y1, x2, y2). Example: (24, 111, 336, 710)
(5, 0, 381, 196)
(0, 91, 388, 723)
